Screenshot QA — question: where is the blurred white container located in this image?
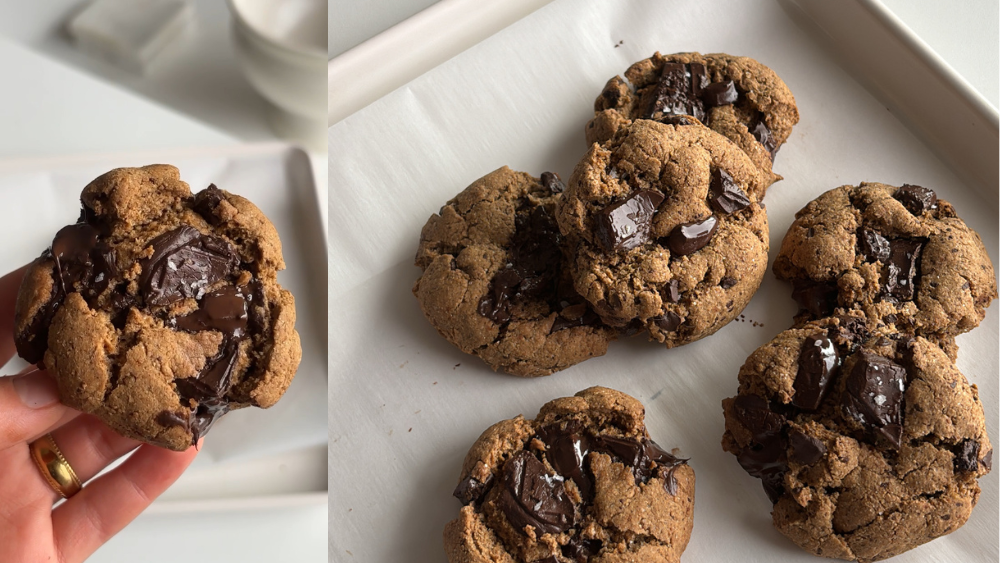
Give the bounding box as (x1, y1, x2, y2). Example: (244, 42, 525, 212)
(227, 0, 327, 150)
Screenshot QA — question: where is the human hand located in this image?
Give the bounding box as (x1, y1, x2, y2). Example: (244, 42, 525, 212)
(0, 266, 200, 562)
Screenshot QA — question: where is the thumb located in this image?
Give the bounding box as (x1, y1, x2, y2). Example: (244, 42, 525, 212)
(0, 366, 72, 451)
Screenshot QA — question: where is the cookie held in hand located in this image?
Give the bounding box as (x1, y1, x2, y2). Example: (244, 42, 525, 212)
(14, 165, 301, 451)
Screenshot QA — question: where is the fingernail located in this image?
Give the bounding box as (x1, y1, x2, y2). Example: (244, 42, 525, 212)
(12, 372, 59, 408)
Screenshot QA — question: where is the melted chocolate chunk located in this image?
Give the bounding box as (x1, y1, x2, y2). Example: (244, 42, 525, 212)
(883, 239, 923, 301)
(192, 184, 227, 226)
(701, 80, 738, 107)
(499, 451, 575, 535)
(791, 281, 838, 318)
(792, 334, 839, 410)
(174, 344, 239, 403)
(789, 431, 827, 465)
(595, 190, 664, 252)
(550, 308, 600, 334)
(709, 169, 751, 215)
(139, 226, 239, 307)
(750, 119, 777, 160)
(643, 62, 709, 122)
(663, 279, 681, 303)
(173, 286, 248, 336)
(156, 398, 229, 445)
(540, 172, 565, 194)
(479, 206, 562, 323)
(657, 115, 695, 126)
(50, 223, 117, 301)
(537, 424, 593, 500)
(894, 184, 937, 215)
(562, 538, 602, 562)
(732, 394, 788, 503)
(858, 228, 891, 263)
(653, 311, 682, 332)
(591, 436, 685, 493)
(454, 473, 493, 505)
(666, 216, 717, 256)
(720, 276, 737, 289)
(842, 351, 906, 448)
(954, 439, 980, 473)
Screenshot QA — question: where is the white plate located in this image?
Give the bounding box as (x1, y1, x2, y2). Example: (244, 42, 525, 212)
(0, 142, 328, 502)
(328, 0, 997, 562)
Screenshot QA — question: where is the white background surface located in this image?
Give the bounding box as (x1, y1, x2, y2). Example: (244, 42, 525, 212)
(328, 0, 997, 562)
(0, 8, 327, 562)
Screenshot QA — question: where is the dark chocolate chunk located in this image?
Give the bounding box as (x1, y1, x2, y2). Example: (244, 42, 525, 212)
(792, 334, 839, 410)
(653, 311, 681, 332)
(883, 239, 923, 301)
(51, 223, 99, 291)
(858, 228, 891, 263)
(709, 168, 751, 215)
(789, 431, 827, 465)
(550, 308, 600, 334)
(732, 394, 788, 503)
(540, 171, 565, 194)
(138, 226, 239, 307)
(537, 425, 593, 500)
(954, 439, 980, 473)
(454, 473, 493, 505)
(657, 115, 695, 126)
(732, 394, 786, 442)
(175, 344, 239, 403)
(499, 451, 575, 535)
(601, 84, 621, 108)
(720, 276, 737, 289)
(562, 538, 602, 562)
(479, 206, 562, 323)
(835, 315, 869, 346)
(894, 184, 937, 215)
(701, 80, 738, 107)
(532, 557, 559, 563)
(750, 119, 777, 160)
(663, 279, 680, 303)
(192, 184, 227, 226)
(791, 281, 838, 318)
(666, 215, 717, 256)
(173, 286, 248, 337)
(591, 435, 685, 493)
(643, 62, 709, 123)
(736, 436, 787, 504)
(595, 190, 664, 252)
(842, 351, 907, 448)
(156, 398, 230, 445)
(983, 449, 993, 471)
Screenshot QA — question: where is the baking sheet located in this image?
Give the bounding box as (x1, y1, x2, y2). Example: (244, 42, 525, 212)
(327, 0, 998, 561)
(0, 143, 328, 464)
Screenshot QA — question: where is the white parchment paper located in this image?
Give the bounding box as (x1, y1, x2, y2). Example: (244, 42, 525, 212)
(0, 144, 328, 464)
(328, 0, 998, 561)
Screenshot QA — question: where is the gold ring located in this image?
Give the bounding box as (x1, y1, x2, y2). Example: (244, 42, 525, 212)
(28, 433, 82, 499)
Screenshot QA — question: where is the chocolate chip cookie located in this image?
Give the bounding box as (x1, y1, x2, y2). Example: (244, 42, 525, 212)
(444, 386, 694, 563)
(721, 315, 992, 562)
(14, 165, 301, 451)
(773, 182, 997, 347)
(586, 52, 799, 189)
(413, 166, 615, 377)
(557, 119, 769, 346)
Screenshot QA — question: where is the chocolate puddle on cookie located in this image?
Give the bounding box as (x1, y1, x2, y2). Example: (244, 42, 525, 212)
(159, 283, 256, 444)
(453, 423, 688, 558)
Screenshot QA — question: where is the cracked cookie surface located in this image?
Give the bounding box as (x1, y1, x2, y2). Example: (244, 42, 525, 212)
(14, 165, 301, 451)
(773, 182, 997, 347)
(557, 119, 769, 346)
(444, 386, 694, 563)
(586, 51, 799, 189)
(413, 166, 615, 376)
(721, 315, 992, 562)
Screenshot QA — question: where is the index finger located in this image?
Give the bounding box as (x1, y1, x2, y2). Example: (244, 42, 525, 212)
(0, 265, 29, 367)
